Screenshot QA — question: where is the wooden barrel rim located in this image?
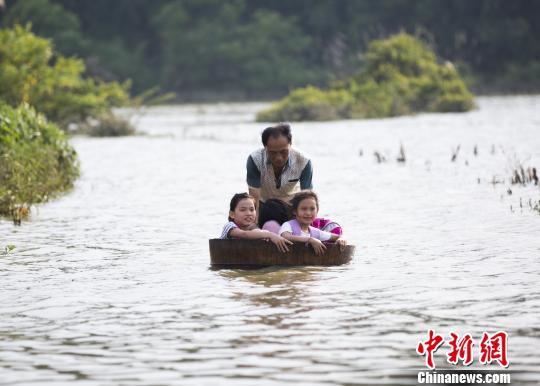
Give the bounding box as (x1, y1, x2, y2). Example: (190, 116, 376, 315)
(209, 238, 355, 268)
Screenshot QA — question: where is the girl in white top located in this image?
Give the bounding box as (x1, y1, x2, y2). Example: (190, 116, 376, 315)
(279, 190, 347, 255)
(220, 193, 292, 253)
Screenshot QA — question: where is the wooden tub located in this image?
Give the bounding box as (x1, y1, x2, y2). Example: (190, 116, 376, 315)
(209, 239, 355, 268)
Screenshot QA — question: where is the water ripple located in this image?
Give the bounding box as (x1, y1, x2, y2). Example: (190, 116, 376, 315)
(1, 96, 539, 385)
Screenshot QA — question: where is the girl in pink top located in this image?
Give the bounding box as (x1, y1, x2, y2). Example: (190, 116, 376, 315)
(279, 190, 347, 255)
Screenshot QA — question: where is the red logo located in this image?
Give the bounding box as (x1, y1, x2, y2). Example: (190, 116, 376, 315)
(479, 331, 509, 367)
(417, 330, 509, 369)
(447, 332, 474, 366)
(416, 329, 445, 369)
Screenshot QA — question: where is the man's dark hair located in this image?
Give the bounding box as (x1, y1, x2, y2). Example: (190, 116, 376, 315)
(261, 123, 292, 146)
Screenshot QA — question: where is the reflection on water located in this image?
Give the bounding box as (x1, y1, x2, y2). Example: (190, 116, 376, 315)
(1, 96, 540, 385)
(220, 268, 320, 314)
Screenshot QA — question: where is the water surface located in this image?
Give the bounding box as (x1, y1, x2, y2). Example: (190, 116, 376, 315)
(1, 96, 539, 385)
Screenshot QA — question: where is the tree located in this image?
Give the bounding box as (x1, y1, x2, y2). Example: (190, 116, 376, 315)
(152, 0, 317, 97)
(0, 25, 129, 127)
(3, 0, 87, 56)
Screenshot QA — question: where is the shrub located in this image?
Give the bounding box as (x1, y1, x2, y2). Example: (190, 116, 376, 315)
(257, 86, 354, 122)
(0, 103, 79, 220)
(257, 33, 474, 122)
(84, 113, 136, 137)
(0, 25, 130, 129)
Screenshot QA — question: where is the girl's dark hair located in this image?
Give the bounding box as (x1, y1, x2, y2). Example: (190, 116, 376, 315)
(258, 198, 292, 228)
(261, 123, 292, 146)
(290, 190, 319, 211)
(228, 192, 255, 221)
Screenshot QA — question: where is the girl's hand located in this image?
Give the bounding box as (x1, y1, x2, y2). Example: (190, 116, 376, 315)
(336, 238, 347, 251)
(269, 234, 292, 253)
(308, 237, 326, 255)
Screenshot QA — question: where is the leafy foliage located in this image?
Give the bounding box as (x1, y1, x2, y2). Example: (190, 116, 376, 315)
(2, 0, 86, 56)
(152, 1, 317, 96)
(0, 103, 79, 219)
(257, 34, 474, 122)
(0, 25, 130, 127)
(3, 0, 539, 96)
(257, 86, 354, 122)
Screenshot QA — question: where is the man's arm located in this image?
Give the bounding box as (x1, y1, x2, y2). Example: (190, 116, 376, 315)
(246, 155, 261, 211)
(299, 160, 313, 190)
(248, 187, 261, 211)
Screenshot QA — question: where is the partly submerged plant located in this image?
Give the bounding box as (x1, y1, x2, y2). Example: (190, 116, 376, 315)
(2, 245, 16, 255)
(0, 103, 79, 221)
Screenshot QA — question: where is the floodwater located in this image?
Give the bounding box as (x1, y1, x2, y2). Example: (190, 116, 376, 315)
(1, 96, 539, 385)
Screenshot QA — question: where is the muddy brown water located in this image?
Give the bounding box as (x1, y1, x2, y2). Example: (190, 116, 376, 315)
(1, 96, 539, 385)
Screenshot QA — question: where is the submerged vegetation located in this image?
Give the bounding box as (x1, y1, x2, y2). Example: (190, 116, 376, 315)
(2, 245, 16, 255)
(0, 103, 79, 222)
(257, 34, 474, 122)
(82, 112, 136, 137)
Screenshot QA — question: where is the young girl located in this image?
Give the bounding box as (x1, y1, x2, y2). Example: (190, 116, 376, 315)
(220, 193, 292, 253)
(258, 198, 344, 237)
(279, 190, 347, 255)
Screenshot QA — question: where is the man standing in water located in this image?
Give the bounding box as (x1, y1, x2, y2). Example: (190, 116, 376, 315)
(246, 123, 313, 212)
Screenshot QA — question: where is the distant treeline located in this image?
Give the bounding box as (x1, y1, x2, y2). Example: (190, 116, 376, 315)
(2, 0, 539, 99)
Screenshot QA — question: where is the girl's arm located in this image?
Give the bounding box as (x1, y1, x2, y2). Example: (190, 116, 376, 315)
(328, 233, 341, 242)
(230, 228, 292, 252)
(229, 228, 273, 240)
(279, 232, 310, 243)
(328, 233, 347, 251)
(281, 232, 326, 255)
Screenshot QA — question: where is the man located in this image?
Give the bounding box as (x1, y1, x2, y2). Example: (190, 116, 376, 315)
(246, 123, 313, 211)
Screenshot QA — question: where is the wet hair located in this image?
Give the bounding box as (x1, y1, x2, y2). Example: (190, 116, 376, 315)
(228, 193, 255, 221)
(257, 198, 292, 228)
(290, 190, 319, 212)
(261, 123, 292, 146)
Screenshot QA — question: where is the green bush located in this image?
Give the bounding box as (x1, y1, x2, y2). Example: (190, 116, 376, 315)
(257, 33, 474, 122)
(257, 86, 354, 122)
(0, 25, 130, 128)
(0, 103, 79, 219)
